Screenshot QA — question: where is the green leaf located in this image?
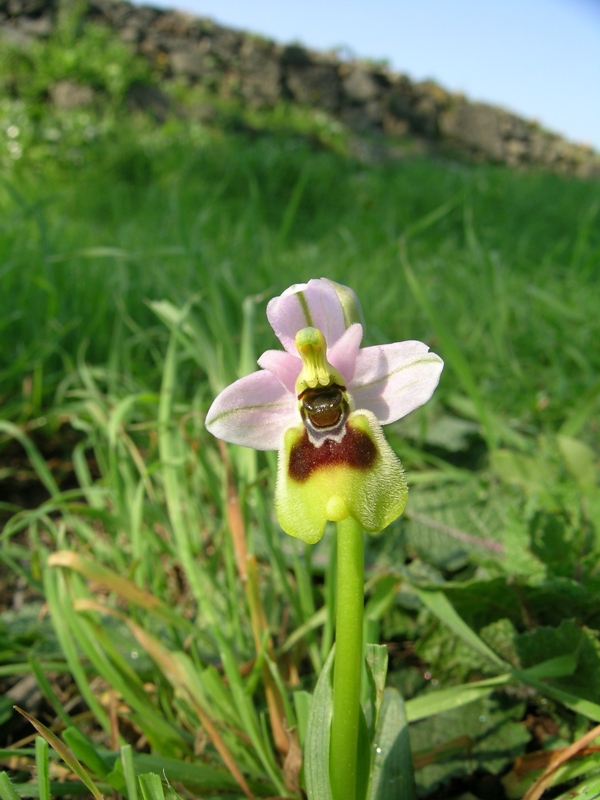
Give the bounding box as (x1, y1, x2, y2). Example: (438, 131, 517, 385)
(490, 448, 557, 497)
(516, 620, 600, 703)
(0, 773, 21, 800)
(120, 745, 138, 800)
(305, 647, 335, 800)
(405, 674, 511, 722)
(415, 589, 508, 669)
(410, 696, 530, 797)
(553, 770, 600, 799)
(62, 728, 113, 779)
(13, 708, 105, 800)
(35, 737, 50, 800)
(138, 774, 166, 800)
(364, 643, 388, 736)
(368, 689, 415, 800)
(357, 707, 371, 800)
(293, 690, 312, 750)
(0, 421, 60, 498)
(556, 434, 598, 491)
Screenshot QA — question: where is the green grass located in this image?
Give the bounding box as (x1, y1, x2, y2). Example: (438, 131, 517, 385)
(3, 132, 600, 428)
(2, 16, 600, 800)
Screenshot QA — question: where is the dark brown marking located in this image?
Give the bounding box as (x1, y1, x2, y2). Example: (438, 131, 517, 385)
(300, 387, 343, 428)
(288, 424, 378, 483)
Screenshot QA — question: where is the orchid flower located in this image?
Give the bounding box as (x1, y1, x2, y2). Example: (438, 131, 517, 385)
(206, 278, 443, 544)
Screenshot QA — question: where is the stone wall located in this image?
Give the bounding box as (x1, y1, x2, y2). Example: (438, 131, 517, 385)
(2, 0, 600, 178)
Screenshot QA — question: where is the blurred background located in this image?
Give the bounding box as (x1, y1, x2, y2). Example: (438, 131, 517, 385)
(136, 0, 600, 148)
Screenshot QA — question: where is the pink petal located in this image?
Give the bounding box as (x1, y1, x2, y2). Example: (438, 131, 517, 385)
(257, 350, 301, 393)
(266, 279, 347, 354)
(351, 341, 444, 424)
(328, 323, 363, 384)
(205, 370, 298, 450)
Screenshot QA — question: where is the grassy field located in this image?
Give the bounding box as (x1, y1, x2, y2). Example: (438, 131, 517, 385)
(1, 16, 600, 800)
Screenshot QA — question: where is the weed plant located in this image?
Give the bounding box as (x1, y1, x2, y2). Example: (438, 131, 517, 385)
(1, 15, 600, 800)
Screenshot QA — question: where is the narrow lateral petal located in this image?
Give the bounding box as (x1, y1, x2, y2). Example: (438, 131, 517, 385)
(267, 279, 347, 354)
(351, 341, 444, 424)
(328, 323, 363, 384)
(205, 370, 298, 450)
(257, 349, 301, 393)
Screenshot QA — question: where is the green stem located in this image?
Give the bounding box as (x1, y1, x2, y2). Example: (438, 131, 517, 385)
(330, 515, 364, 800)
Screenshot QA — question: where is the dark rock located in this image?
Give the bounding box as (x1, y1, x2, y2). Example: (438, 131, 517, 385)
(440, 100, 507, 161)
(204, 25, 242, 62)
(117, 5, 159, 42)
(126, 81, 175, 121)
(170, 41, 211, 79)
(6, 0, 47, 15)
(281, 43, 311, 67)
(285, 61, 340, 112)
(387, 78, 414, 112)
(13, 12, 52, 34)
(0, 21, 36, 44)
(382, 113, 410, 137)
(342, 67, 380, 103)
(341, 100, 383, 133)
(49, 79, 95, 109)
(238, 37, 281, 106)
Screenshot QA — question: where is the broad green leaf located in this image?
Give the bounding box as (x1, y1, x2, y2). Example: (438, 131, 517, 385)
(556, 434, 598, 491)
(516, 620, 600, 703)
(364, 643, 388, 735)
(368, 689, 415, 800)
(410, 696, 530, 797)
(415, 589, 508, 669)
(138, 774, 165, 800)
(305, 647, 335, 800)
(553, 770, 600, 800)
(405, 674, 510, 722)
(490, 448, 557, 496)
(357, 707, 371, 800)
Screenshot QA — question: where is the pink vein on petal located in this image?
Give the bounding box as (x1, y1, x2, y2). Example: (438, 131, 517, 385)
(267, 279, 347, 353)
(352, 341, 444, 424)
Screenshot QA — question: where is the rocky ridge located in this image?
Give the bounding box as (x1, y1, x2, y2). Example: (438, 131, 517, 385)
(2, 0, 599, 177)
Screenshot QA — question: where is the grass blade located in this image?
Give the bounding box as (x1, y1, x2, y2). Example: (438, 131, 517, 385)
(14, 709, 105, 800)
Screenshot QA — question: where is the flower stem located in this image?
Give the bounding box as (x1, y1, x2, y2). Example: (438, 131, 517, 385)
(330, 515, 364, 800)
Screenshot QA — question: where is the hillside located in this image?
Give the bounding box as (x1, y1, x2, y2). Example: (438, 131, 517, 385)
(2, 0, 600, 176)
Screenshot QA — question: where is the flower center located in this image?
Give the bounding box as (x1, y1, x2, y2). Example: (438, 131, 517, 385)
(295, 327, 349, 440)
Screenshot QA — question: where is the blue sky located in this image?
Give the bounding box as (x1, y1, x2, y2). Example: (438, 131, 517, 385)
(137, 0, 600, 149)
